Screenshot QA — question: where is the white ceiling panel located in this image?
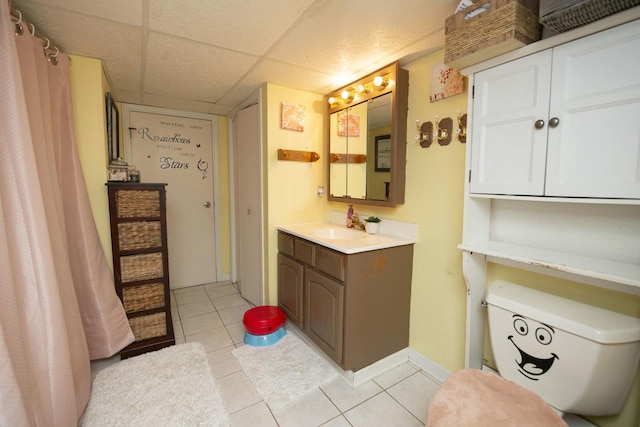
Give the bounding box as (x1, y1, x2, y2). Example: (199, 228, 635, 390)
(144, 31, 258, 102)
(11, 0, 460, 115)
(148, 0, 316, 56)
(140, 93, 217, 115)
(14, 0, 143, 26)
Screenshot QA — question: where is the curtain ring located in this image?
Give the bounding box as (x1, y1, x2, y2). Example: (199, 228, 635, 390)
(30, 23, 35, 36)
(43, 37, 50, 50)
(48, 47, 59, 65)
(12, 10, 23, 35)
(10, 9, 22, 24)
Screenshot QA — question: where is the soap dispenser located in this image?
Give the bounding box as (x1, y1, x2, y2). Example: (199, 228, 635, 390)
(347, 205, 354, 228)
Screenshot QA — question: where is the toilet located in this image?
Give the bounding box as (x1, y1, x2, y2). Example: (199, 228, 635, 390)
(486, 280, 640, 416)
(427, 280, 640, 425)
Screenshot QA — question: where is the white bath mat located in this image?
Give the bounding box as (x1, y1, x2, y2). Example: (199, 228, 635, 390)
(232, 331, 339, 411)
(82, 342, 229, 426)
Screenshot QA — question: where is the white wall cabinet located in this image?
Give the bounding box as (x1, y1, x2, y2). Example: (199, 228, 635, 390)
(460, 14, 640, 370)
(471, 19, 640, 199)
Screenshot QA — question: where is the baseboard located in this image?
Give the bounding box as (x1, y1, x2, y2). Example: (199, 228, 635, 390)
(406, 348, 451, 385)
(345, 349, 411, 388)
(285, 321, 453, 388)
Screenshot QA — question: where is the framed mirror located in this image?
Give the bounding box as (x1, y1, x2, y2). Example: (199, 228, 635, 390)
(327, 62, 408, 207)
(106, 91, 119, 163)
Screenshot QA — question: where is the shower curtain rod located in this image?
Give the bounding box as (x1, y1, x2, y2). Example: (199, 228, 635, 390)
(10, 8, 61, 64)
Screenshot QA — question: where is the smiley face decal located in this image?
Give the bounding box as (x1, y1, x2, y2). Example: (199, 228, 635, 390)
(508, 314, 559, 381)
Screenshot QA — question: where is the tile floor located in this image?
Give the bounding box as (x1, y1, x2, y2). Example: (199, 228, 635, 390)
(169, 281, 442, 427)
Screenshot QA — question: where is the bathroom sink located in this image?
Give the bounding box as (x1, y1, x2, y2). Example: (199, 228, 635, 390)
(312, 227, 365, 240)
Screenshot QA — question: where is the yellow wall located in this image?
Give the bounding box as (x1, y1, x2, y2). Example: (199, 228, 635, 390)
(397, 51, 469, 370)
(69, 55, 113, 267)
(264, 83, 329, 304)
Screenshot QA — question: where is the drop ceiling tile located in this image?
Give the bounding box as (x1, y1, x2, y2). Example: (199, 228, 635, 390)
(144, 32, 258, 102)
(243, 59, 337, 93)
(269, 0, 457, 75)
(148, 0, 316, 56)
(141, 93, 218, 115)
(14, 0, 143, 25)
(116, 90, 142, 106)
(10, 6, 143, 66)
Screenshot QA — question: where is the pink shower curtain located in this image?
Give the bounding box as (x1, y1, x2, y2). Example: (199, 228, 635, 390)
(0, 3, 134, 425)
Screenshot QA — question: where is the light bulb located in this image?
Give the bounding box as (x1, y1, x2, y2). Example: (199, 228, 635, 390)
(373, 75, 389, 88)
(341, 90, 354, 101)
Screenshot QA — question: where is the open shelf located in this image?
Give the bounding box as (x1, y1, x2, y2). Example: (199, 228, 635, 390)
(458, 241, 640, 293)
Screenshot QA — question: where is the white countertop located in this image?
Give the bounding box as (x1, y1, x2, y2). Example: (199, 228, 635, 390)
(277, 216, 417, 254)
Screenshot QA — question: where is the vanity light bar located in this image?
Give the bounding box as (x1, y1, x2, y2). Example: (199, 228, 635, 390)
(327, 72, 393, 106)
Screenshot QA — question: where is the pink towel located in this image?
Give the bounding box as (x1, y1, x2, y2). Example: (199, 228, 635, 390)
(427, 369, 568, 427)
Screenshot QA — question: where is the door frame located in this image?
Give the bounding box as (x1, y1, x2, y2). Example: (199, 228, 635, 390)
(121, 103, 225, 283)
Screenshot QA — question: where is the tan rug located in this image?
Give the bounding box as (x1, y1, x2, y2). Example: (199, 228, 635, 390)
(82, 343, 229, 426)
(233, 331, 339, 411)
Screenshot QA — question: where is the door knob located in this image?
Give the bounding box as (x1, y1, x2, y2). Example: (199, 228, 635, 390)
(203, 201, 211, 208)
(534, 119, 545, 129)
(549, 117, 560, 128)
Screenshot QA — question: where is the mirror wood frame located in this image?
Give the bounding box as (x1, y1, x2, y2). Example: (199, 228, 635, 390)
(326, 62, 408, 207)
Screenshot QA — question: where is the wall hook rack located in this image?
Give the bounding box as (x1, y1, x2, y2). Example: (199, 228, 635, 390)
(330, 153, 367, 164)
(277, 148, 320, 162)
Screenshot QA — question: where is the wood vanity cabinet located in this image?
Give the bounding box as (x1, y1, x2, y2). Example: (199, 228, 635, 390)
(107, 183, 175, 359)
(277, 231, 413, 371)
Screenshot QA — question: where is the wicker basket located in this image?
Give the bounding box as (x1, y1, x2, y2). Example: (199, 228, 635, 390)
(120, 252, 164, 283)
(129, 312, 167, 341)
(122, 282, 165, 313)
(539, 0, 640, 33)
(116, 189, 160, 218)
(445, 0, 541, 69)
(118, 221, 162, 251)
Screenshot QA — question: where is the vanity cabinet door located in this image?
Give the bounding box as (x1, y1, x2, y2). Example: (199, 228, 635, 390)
(277, 253, 304, 329)
(470, 50, 552, 196)
(304, 269, 344, 365)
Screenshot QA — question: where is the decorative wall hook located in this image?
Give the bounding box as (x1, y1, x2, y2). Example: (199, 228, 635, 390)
(456, 111, 467, 143)
(415, 120, 434, 148)
(433, 115, 453, 146)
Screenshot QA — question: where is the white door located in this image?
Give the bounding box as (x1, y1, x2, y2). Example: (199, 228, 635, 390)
(546, 19, 640, 199)
(235, 103, 263, 305)
(123, 105, 218, 289)
(470, 50, 552, 196)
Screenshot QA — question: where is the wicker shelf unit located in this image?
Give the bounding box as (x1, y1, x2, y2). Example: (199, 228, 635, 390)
(107, 182, 175, 358)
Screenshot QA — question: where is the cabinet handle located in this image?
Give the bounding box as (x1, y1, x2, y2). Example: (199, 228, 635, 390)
(549, 117, 560, 128)
(534, 119, 545, 129)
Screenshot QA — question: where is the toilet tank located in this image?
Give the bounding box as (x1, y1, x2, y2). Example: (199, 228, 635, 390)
(486, 280, 640, 416)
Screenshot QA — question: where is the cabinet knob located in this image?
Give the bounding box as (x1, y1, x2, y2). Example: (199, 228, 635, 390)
(534, 119, 545, 129)
(204, 201, 211, 208)
(549, 117, 560, 128)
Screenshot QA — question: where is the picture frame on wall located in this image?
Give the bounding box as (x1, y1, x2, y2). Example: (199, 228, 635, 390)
(106, 92, 119, 163)
(375, 135, 391, 172)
